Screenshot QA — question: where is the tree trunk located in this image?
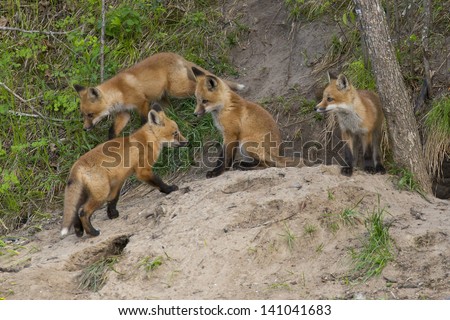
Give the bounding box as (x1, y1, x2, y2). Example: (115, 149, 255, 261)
(354, 0, 431, 192)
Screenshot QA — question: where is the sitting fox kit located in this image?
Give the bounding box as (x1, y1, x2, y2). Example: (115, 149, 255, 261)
(192, 67, 299, 178)
(315, 73, 385, 176)
(60, 104, 187, 238)
(74, 52, 245, 139)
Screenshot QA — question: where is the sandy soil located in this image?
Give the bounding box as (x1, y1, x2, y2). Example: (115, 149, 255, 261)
(1, 0, 449, 300)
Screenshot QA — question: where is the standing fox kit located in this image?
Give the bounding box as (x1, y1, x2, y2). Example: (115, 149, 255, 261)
(60, 104, 187, 238)
(192, 67, 300, 178)
(315, 73, 385, 176)
(74, 52, 245, 139)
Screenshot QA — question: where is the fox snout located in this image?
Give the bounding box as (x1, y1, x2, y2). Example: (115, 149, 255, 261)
(177, 140, 189, 147)
(83, 123, 94, 131)
(314, 104, 327, 113)
(194, 106, 205, 117)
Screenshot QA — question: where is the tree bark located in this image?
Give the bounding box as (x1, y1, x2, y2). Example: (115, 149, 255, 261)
(354, 0, 431, 192)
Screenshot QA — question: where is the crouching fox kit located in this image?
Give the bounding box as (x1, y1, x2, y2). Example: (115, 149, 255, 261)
(315, 73, 385, 176)
(192, 67, 302, 178)
(60, 104, 187, 238)
(74, 52, 245, 139)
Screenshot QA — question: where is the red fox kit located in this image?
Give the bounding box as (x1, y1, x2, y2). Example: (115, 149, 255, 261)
(191, 67, 301, 178)
(74, 52, 245, 139)
(315, 73, 385, 176)
(60, 103, 187, 238)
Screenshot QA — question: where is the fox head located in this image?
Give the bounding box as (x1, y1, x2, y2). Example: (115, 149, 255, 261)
(191, 67, 227, 117)
(315, 73, 354, 114)
(147, 103, 188, 148)
(74, 84, 111, 131)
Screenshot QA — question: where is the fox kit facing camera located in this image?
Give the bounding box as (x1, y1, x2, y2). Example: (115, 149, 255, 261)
(192, 67, 301, 178)
(315, 73, 385, 176)
(60, 104, 187, 238)
(74, 52, 245, 139)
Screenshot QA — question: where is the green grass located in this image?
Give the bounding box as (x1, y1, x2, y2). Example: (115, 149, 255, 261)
(389, 166, 423, 193)
(424, 95, 450, 179)
(344, 59, 376, 90)
(78, 256, 119, 292)
(0, 0, 239, 235)
(139, 256, 163, 272)
(284, 0, 353, 21)
(350, 203, 393, 281)
(280, 223, 297, 251)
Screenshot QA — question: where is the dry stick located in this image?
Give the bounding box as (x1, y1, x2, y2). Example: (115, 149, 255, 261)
(100, 0, 106, 82)
(0, 82, 67, 123)
(0, 26, 76, 35)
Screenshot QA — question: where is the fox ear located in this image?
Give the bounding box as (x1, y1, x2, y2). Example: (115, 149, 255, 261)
(148, 110, 164, 126)
(327, 71, 338, 83)
(87, 87, 101, 101)
(336, 74, 349, 91)
(73, 84, 85, 93)
(150, 102, 163, 113)
(191, 66, 205, 79)
(206, 76, 218, 91)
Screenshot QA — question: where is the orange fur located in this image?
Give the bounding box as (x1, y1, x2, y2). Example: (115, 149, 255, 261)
(74, 52, 245, 138)
(316, 73, 385, 176)
(192, 67, 301, 178)
(60, 104, 187, 238)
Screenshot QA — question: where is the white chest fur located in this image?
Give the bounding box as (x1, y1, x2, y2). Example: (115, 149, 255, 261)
(335, 106, 367, 135)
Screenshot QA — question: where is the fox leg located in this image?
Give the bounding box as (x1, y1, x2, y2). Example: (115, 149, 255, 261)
(341, 130, 354, 176)
(106, 183, 124, 219)
(372, 127, 386, 174)
(109, 111, 131, 139)
(234, 141, 261, 170)
(207, 140, 238, 178)
(139, 101, 150, 125)
(137, 168, 178, 194)
(73, 210, 84, 237)
(78, 198, 103, 237)
(362, 132, 376, 173)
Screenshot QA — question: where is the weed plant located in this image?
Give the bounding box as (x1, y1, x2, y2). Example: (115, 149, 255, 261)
(350, 202, 393, 281)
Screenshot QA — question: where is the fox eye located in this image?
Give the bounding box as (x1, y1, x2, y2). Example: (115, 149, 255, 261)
(202, 99, 208, 104)
(327, 97, 334, 102)
(86, 113, 94, 119)
(173, 131, 179, 137)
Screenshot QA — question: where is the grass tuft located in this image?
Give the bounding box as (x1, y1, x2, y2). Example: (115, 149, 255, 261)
(78, 256, 119, 292)
(424, 95, 450, 180)
(350, 202, 393, 281)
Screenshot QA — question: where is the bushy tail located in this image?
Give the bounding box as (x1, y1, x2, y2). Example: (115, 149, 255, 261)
(60, 178, 85, 237)
(223, 79, 246, 92)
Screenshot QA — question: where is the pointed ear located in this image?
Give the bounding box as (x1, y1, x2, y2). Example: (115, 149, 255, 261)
(87, 87, 101, 101)
(150, 102, 163, 113)
(192, 66, 205, 79)
(206, 75, 218, 91)
(327, 71, 338, 83)
(148, 110, 164, 126)
(336, 74, 349, 91)
(73, 84, 85, 93)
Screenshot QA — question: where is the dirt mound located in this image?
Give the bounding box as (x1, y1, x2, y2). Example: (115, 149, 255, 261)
(1, 166, 449, 299)
(1, 0, 449, 301)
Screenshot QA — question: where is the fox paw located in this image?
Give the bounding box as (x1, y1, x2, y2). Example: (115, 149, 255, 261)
(75, 227, 84, 238)
(364, 166, 376, 174)
(86, 228, 100, 237)
(206, 168, 225, 178)
(107, 207, 119, 219)
(162, 185, 178, 194)
(375, 164, 386, 174)
(341, 166, 353, 176)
